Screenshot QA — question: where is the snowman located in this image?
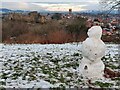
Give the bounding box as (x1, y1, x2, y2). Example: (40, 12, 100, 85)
(79, 26, 106, 81)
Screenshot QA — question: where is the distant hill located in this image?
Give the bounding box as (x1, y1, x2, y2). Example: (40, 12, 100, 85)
(0, 8, 12, 13)
(0, 8, 119, 14)
(0, 8, 28, 13)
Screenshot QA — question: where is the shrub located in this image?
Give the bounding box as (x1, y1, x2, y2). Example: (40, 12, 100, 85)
(2, 21, 29, 42)
(51, 13, 62, 20)
(2, 17, 88, 44)
(48, 30, 70, 44)
(66, 17, 87, 42)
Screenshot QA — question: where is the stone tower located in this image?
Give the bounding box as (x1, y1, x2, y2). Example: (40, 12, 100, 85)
(69, 9, 72, 15)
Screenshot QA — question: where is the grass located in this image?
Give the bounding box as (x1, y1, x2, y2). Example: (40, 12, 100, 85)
(94, 81, 114, 88)
(0, 44, 119, 88)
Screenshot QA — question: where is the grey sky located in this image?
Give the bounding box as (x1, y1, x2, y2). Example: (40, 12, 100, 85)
(1, 0, 99, 2)
(1, 0, 102, 11)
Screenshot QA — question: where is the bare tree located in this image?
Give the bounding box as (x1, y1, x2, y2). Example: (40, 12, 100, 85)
(100, 0, 120, 14)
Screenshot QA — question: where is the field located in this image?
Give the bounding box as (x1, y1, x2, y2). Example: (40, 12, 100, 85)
(0, 43, 119, 88)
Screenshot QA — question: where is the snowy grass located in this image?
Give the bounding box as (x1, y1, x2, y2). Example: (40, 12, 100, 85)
(0, 43, 119, 88)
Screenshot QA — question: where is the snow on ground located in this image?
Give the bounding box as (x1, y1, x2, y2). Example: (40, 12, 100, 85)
(0, 43, 119, 88)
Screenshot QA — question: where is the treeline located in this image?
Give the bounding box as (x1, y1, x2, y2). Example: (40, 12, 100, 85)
(2, 17, 88, 44)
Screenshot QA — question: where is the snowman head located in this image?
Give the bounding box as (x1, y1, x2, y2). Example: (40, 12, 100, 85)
(87, 26, 102, 39)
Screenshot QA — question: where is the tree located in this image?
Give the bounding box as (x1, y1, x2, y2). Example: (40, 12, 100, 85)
(100, 0, 120, 14)
(51, 13, 62, 20)
(66, 17, 87, 42)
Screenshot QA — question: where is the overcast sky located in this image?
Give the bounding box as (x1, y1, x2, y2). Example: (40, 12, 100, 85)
(1, 0, 102, 12)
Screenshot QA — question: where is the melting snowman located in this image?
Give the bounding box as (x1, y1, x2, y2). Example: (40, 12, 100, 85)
(79, 26, 106, 81)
